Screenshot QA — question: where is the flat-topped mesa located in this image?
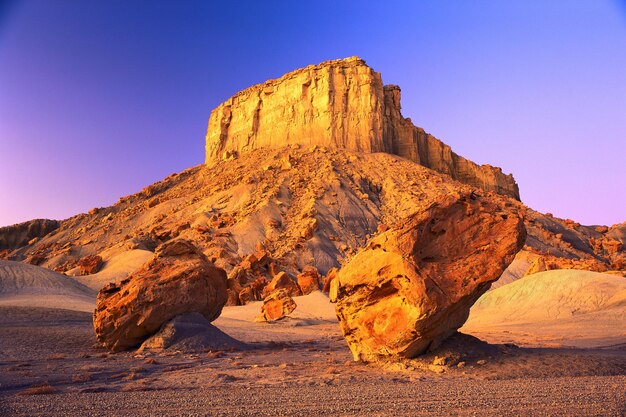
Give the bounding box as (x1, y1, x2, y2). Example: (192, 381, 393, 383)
(205, 57, 520, 200)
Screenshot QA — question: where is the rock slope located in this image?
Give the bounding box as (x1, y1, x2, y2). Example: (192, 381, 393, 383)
(205, 57, 520, 199)
(3, 146, 624, 294)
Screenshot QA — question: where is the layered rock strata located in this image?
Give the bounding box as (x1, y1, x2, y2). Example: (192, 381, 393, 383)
(205, 57, 519, 199)
(335, 193, 526, 362)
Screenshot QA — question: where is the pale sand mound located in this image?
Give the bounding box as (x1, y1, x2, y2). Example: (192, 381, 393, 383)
(462, 269, 626, 347)
(71, 249, 153, 291)
(215, 291, 339, 343)
(0, 260, 96, 312)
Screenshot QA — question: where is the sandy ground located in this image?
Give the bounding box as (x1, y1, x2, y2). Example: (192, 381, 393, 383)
(1, 265, 625, 415)
(463, 270, 626, 348)
(1, 300, 625, 415)
(0, 261, 95, 312)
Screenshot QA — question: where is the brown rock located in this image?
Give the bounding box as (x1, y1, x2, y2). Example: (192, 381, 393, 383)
(0, 219, 59, 251)
(238, 287, 258, 305)
(263, 271, 301, 298)
(225, 289, 240, 306)
(322, 268, 338, 294)
(255, 289, 297, 322)
(205, 57, 519, 199)
(335, 193, 526, 362)
(93, 239, 227, 352)
(296, 266, 321, 295)
(77, 254, 104, 275)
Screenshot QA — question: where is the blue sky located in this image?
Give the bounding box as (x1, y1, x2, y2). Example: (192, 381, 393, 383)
(1, 0, 625, 226)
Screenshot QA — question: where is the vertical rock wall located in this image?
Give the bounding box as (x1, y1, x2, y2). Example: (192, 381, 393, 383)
(205, 57, 520, 200)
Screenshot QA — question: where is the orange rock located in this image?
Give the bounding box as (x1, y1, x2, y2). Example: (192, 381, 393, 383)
(255, 289, 297, 322)
(322, 268, 338, 294)
(335, 193, 526, 362)
(77, 254, 103, 275)
(93, 239, 227, 352)
(296, 266, 321, 295)
(263, 271, 301, 298)
(226, 289, 240, 306)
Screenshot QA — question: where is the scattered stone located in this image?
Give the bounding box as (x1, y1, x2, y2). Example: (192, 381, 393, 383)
(255, 289, 297, 322)
(263, 271, 301, 298)
(296, 266, 321, 295)
(77, 254, 103, 275)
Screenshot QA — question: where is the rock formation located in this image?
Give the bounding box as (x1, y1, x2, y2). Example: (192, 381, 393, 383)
(77, 254, 103, 275)
(335, 192, 526, 362)
(205, 57, 519, 199)
(296, 266, 321, 295)
(263, 271, 302, 298)
(93, 239, 227, 352)
(0, 219, 59, 251)
(255, 289, 297, 322)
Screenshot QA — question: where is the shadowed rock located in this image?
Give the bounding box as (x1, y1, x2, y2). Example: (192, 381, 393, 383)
(138, 312, 247, 353)
(335, 192, 526, 362)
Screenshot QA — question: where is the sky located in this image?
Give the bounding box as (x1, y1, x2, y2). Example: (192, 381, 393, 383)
(0, 0, 625, 227)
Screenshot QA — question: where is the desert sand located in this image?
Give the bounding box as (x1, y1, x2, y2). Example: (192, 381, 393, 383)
(463, 269, 626, 348)
(1, 264, 625, 416)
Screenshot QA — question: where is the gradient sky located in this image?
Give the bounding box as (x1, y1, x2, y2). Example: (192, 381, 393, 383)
(1, 0, 625, 227)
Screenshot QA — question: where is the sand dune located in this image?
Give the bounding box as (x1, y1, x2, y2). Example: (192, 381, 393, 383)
(71, 249, 153, 291)
(0, 260, 96, 312)
(463, 269, 626, 347)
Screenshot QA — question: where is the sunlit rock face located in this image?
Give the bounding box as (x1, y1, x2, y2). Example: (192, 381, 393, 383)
(205, 57, 520, 200)
(334, 192, 526, 362)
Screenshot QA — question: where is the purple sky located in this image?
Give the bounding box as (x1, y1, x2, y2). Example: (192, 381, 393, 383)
(1, 1, 625, 227)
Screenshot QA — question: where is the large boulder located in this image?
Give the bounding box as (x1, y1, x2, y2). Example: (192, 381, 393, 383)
(335, 193, 526, 362)
(93, 239, 228, 352)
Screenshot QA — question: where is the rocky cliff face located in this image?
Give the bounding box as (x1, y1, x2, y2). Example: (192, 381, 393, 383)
(205, 57, 520, 200)
(0, 219, 60, 251)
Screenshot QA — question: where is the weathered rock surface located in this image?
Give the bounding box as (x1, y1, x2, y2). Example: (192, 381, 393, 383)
(263, 271, 301, 298)
(205, 57, 519, 199)
(296, 266, 321, 295)
(93, 239, 228, 352)
(9, 146, 623, 291)
(255, 289, 297, 322)
(77, 254, 103, 275)
(0, 219, 59, 251)
(335, 193, 526, 361)
(138, 312, 247, 353)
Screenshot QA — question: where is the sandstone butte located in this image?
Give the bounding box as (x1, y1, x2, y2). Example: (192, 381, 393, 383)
(205, 56, 520, 200)
(335, 192, 526, 362)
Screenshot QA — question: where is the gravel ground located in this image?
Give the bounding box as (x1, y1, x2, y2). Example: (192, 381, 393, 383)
(1, 375, 625, 416)
(1, 306, 625, 416)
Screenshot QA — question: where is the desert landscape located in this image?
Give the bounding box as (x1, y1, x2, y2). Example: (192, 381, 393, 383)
(0, 55, 624, 416)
